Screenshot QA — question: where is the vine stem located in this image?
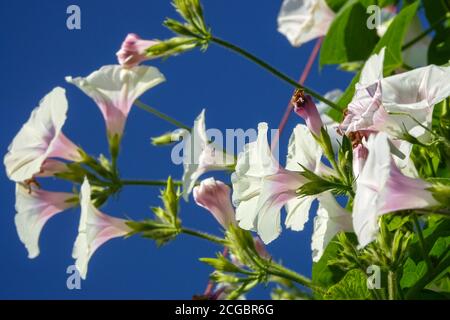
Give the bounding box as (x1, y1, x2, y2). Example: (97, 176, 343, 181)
(271, 37, 324, 151)
(402, 14, 449, 50)
(180, 227, 228, 246)
(210, 36, 341, 112)
(135, 100, 191, 131)
(121, 179, 183, 187)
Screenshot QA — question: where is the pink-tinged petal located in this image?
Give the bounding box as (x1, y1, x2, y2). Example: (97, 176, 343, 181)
(352, 143, 368, 178)
(353, 133, 438, 248)
(278, 0, 335, 47)
(47, 132, 83, 162)
(380, 164, 438, 214)
(340, 48, 389, 134)
(293, 95, 324, 137)
(73, 178, 131, 279)
(193, 178, 236, 228)
(15, 184, 75, 258)
(66, 65, 165, 137)
(232, 122, 279, 230)
(312, 192, 353, 262)
(116, 33, 160, 68)
(37, 159, 69, 178)
(4, 87, 79, 182)
(256, 168, 307, 244)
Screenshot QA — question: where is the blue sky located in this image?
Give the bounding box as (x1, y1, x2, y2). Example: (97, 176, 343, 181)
(0, 0, 353, 299)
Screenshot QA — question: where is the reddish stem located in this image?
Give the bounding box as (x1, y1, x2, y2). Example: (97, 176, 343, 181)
(271, 37, 324, 151)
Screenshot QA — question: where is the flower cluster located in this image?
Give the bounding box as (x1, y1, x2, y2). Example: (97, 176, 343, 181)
(4, 0, 450, 300)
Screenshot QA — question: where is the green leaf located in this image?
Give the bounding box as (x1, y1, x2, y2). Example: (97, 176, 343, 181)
(429, 237, 450, 260)
(320, 1, 379, 66)
(423, 0, 449, 33)
(328, 1, 420, 122)
(400, 258, 428, 289)
(325, 269, 372, 300)
(312, 236, 346, 292)
(428, 29, 450, 65)
(325, 0, 349, 12)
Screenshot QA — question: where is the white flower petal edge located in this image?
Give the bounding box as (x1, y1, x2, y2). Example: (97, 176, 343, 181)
(15, 184, 74, 259)
(278, 0, 335, 47)
(353, 133, 439, 248)
(382, 64, 450, 142)
(182, 110, 235, 200)
(4, 87, 81, 182)
(66, 65, 165, 137)
(72, 178, 131, 279)
(311, 192, 352, 262)
(231, 122, 279, 231)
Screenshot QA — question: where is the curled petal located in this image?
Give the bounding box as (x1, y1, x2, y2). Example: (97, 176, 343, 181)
(15, 184, 75, 258)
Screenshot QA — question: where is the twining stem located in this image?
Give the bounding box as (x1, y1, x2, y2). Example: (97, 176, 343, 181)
(402, 14, 449, 50)
(121, 179, 183, 187)
(412, 215, 433, 270)
(135, 100, 191, 131)
(210, 36, 341, 112)
(180, 227, 228, 245)
(271, 37, 324, 151)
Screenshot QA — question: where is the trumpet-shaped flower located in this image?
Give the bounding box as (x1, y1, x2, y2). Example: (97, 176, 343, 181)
(15, 184, 75, 259)
(353, 133, 439, 248)
(73, 178, 131, 279)
(4, 87, 82, 182)
(231, 122, 279, 231)
(254, 124, 332, 243)
(193, 178, 236, 228)
(116, 33, 160, 68)
(311, 192, 352, 262)
(66, 65, 165, 138)
(341, 48, 450, 142)
(182, 110, 235, 200)
(278, 0, 335, 47)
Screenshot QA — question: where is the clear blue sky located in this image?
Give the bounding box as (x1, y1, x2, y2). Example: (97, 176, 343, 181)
(0, 0, 353, 299)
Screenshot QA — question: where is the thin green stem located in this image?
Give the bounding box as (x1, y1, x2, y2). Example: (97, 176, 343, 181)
(402, 14, 449, 51)
(180, 227, 228, 245)
(121, 179, 183, 187)
(135, 100, 191, 131)
(269, 263, 325, 295)
(412, 215, 433, 271)
(387, 271, 397, 300)
(210, 36, 341, 112)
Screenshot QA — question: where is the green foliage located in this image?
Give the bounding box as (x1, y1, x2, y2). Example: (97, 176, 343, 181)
(320, 1, 378, 66)
(127, 177, 182, 246)
(400, 258, 428, 289)
(328, 1, 420, 121)
(325, 269, 372, 300)
(312, 234, 347, 293)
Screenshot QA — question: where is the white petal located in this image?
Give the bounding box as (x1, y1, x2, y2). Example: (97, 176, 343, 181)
(359, 47, 385, 86)
(286, 124, 322, 173)
(278, 0, 335, 47)
(15, 184, 73, 258)
(381, 65, 450, 141)
(285, 195, 314, 231)
(4, 87, 68, 182)
(311, 192, 352, 262)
